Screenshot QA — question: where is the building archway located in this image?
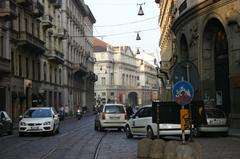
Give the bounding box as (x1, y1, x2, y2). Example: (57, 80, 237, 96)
(128, 92, 138, 106)
(202, 18, 230, 114)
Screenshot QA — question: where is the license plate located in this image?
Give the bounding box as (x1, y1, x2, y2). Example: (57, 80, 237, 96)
(31, 126, 39, 130)
(110, 117, 120, 120)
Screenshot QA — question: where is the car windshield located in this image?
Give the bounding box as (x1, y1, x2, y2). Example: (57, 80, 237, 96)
(205, 109, 225, 118)
(24, 108, 52, 118)
(104, 105, 125, 114)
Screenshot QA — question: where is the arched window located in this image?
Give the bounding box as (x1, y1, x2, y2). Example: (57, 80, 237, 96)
(43, 62, 47, 81)
(59, 69, 62, 85)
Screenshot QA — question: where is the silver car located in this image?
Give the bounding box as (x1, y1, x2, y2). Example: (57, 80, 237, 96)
(95, 104, 127, 131)
(194, 108, 229, 136)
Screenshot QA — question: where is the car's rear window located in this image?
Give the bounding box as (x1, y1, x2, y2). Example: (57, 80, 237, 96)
(104, 105, 125, 114)
(205, 109, 225, 118)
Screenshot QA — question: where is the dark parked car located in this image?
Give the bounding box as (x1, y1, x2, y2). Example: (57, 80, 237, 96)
(0, 111, 13, 136)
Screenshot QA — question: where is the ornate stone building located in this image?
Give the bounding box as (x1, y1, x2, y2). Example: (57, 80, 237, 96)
(0, 0, 96, 120)
(156, 0, 240, 128)
(93, 38, 159, 107)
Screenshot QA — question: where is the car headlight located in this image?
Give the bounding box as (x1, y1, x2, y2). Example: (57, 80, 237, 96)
(43, 121, 51, 125)
(20, 122, 26, 126)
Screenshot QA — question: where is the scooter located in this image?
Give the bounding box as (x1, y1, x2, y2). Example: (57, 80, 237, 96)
(76, 109, 82, 120)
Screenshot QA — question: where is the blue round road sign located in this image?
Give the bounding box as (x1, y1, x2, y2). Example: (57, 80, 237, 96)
(172, 81, 194, 106)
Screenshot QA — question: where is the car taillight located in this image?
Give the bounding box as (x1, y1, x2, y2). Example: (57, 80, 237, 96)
(102, 112, 106, 120)
(125, 112, 128, 120)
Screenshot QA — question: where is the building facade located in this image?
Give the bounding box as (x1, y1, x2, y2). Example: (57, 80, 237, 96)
(0, 0, 96, 121)
(93, 38, 159, 107)
(156, 0, 240, 128)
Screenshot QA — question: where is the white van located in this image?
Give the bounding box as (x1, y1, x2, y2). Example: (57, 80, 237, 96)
(125, 105, 190, 139)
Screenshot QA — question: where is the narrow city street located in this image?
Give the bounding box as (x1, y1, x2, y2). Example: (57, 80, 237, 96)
(0, 115, 240, 159)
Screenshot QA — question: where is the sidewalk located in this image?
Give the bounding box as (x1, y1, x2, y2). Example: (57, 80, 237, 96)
(229, 128, 240, 137)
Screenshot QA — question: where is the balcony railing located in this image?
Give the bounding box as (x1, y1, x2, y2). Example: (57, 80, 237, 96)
(41, 15, 54, 28)
(56, 28, 67, 39)
(16, 0, 32, 7)
(0, 0, 17, 20)
(73, 63, 88, 76)
(17, 31, 45, 54)
(47, 49, 64, 64)
(32, 1, 44, 17)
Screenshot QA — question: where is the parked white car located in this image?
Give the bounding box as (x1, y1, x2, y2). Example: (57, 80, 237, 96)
(125, 105, 190, 139)
(95, 103, 128, 131)
(18, 107, 60, 136)
(194, 108, 229, 136)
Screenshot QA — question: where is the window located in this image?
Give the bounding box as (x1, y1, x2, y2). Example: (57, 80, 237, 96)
(25, 18, 28, 32)
(102, 92, 106, 96)
(11, 52, 14, 74)
(54, 68, 57, 83)
(101, 77, 106, 85)
(32, 60, 35, 80)
(26, 58, 29, 78)
(49, 66, 52, 83)
(43, 62, 47, 81)
(19, 55, 22, 76)
(38, 62, 41, 81)
(111, 92, 114, 96)
(59, 69, 62, 85)
(0, 35, 4, 57)
(32, 22, 34, 35)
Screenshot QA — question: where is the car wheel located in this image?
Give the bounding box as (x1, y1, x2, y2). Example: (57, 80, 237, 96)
(125, 125, 133, 139)
(147, 127, 155, 139)
(8, 130, 13, 135)
(19, 132, 24, 137)
(97, 122, 103, 132)
(56, 125, 60, 134)
(50, 125, 56, 136)
(94, 121, 98, 131)
(193, 128, 201, 137)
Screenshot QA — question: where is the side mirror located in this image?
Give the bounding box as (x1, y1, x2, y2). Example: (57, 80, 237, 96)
(54, 114, 59, 119)
(19, 115, 23, 119)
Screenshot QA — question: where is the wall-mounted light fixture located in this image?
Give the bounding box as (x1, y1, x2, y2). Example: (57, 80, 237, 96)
(136, 48, 140, 54)
(136, 32, 141, 40)
(137, 3, 145, 16)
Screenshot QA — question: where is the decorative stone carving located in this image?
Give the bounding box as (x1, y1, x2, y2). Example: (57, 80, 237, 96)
(226, 7, 240, 26)
(189, 24, 199, 47)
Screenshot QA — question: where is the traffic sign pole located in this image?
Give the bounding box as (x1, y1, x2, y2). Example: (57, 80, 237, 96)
(186, 63, 193, 142)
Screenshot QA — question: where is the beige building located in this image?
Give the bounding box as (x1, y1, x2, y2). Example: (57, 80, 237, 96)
(156, 0, 240, 128)
(0, 0, 96, 120)
(93, 38, 159, 107)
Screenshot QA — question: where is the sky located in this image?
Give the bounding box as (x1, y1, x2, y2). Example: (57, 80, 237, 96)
(84, 0, 161, 61)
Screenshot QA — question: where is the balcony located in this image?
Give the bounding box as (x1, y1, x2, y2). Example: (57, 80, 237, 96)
(47, 49, 64, 64)
(55, 28, 67, 39)
(0, 0, 17, 20)
(0, 57, 10, 74)
(41, 15, 54, 28)
(73, 63, 88, 76)
(53, 0, 62, 9)
(16, 0, 32, 7)
(32, 1, 44, 17)
(17, 31, 45, 54)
